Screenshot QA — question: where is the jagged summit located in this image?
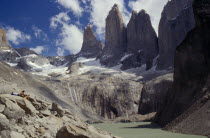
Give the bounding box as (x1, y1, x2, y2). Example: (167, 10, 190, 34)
(78, 24, 103, 58)
(122, 8, 158, 70)
(100, 4, 127, 67)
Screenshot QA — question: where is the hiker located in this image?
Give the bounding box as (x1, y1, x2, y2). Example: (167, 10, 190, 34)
(19, 90, 26, 97)
(11, 92, 19, 96)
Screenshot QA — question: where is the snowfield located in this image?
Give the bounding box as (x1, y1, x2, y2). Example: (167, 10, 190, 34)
(5, 54, 170, 80)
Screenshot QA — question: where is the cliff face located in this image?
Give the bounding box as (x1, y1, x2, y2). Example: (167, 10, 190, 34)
(123, 10, 158, 70)
(100, 4, 127, 67)
(78, 24, 103, 58)
(156, 0, 210, 133)
(157, 0, 195, 70)
(138, 74, 173, 115)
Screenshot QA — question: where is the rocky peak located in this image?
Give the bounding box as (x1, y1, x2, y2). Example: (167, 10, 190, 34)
(0, 28, 12, 50)
(78, 24, 103, 58)
(84, 24, 95, 41)
(156, 0, 195, 70)
(123, 9, 158, 70)
(100, 4, 127, 67)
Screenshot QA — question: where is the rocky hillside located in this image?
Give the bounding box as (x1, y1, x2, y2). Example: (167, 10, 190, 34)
(0, 61, 104, 122)
(0, 94, 116, 138)
(155, 0, 210, 136)
(156, 0, 195, 70)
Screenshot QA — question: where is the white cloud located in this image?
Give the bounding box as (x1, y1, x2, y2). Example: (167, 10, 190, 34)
(30, 46, 45, 54)
(57, 47, 65, 56)
(5, 27, 31, 45)
(50, 12, 70, 29)
(50, 12, 83, 55)
(32, 25, 48, 40)
(128, 0, 168, 33)
(57, 23, 83, 54)
(56, 0, 83, 17)
(89, 0, 131, 39)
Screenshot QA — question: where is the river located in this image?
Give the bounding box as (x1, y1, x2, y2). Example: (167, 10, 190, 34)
(93, 122, 207, 138)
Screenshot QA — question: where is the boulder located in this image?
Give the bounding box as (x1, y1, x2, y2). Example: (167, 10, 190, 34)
(0, 104, 5, 112)
(52, 102, 64, 117)
(56, 125, 113, 138)
(0, 96, 25, 120)
(16, 98, 37, 116)
(10, 131, 25, 138)
(0, 113, 10, 130)
(56, 125, 88, 138)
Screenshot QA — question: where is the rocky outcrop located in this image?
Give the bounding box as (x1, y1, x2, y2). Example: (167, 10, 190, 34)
(0, 94, 115, 138)
(100, 4, 127, 67)
(0, 28, 20, 63)
(122, 10, 158, 70)
(56, 124, 114, 138)
(156, 0, 210, 136)
(138, 74, 173, 115)
(78, 24, 103, 58)
(156, 0, 195, 70)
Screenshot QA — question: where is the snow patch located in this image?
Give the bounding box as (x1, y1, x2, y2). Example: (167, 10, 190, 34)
(120, 54, 133, 61)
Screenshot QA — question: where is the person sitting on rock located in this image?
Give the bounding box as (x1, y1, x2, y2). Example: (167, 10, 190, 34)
(11, 92, 19, 96)
(19, 90, 26, 97)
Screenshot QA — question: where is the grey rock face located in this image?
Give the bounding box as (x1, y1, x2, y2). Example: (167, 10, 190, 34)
(156, 0, 210, 131)
(100, 4, 127, 67)
(138, 73, 173, 115)
(157, 0, 195, 70)
(78, 24, 103, 58)
(124, 10, 158, 70)
(45, 74, 143, 119)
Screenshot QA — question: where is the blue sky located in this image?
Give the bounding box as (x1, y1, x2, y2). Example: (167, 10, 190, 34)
(0, 0, 168, 56)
